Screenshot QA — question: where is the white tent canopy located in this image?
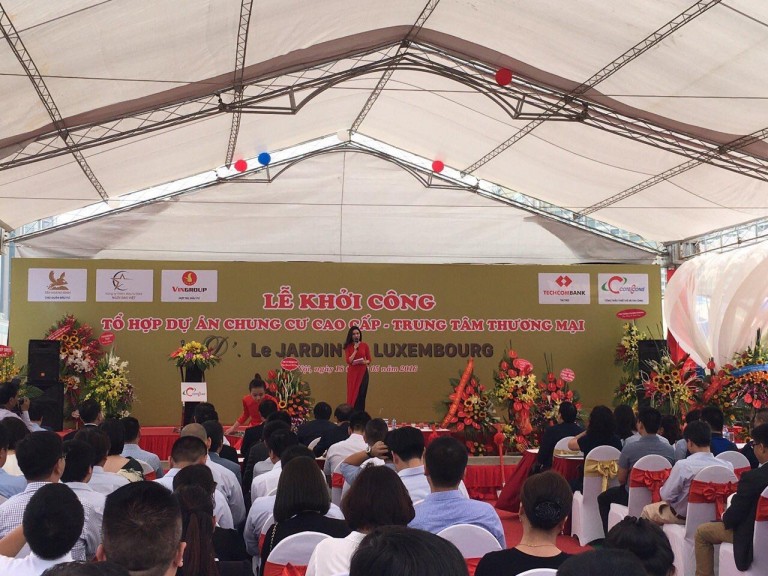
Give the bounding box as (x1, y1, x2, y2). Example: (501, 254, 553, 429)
(2, 1, 768, 262)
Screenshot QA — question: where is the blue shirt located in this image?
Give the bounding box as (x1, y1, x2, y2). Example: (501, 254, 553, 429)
(710, 434, 738, 456)
(409, 490, 506, 548)
(0, 469, 26, 499)
(121, 443, 164, 478)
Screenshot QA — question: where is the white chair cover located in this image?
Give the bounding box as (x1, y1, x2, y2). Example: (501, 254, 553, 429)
(718, 485, 768, 576)
(663, 465, 737, 576)
(264, 531, 331, 574)
(331, 462, 343, 506)
(571, 445, 620, 546)
(608, 454, 672, 532)
(554, 436, 576, 452)
(716, 451, 751, 477)
(134, 459, 154, 475)
(437, 524, 502, 557)
(517, 570, 558, 576)
(307, 437, 321, 451)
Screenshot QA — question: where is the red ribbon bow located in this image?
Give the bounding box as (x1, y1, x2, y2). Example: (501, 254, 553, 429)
(263, 563, 306, 576)
(757, 496, 768, 522)
(629, 468, 671, 502)
(688, 480, 737, 520)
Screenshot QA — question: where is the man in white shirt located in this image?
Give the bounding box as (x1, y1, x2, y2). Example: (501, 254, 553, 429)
(0, 381, 33, 432)
(73, 427, 129, 495)
(120, 416, 164, 478)
(324, 411, 370, 479)
(641, 420, 733, 525)
(181, 423, 246, 527)
(61, 440, 107, 533)
(155, 436, 234, 529)
(0, 482, 83, 575)
(251, 428, 299, 501)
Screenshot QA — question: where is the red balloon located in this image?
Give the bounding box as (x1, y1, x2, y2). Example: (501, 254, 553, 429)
(432, 160, 444, 173)
(234, 159, 248, 172)
(495, 68, 513, 86)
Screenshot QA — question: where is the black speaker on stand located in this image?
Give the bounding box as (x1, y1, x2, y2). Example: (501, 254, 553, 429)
(27, 340, 64, 431)
(636, 339, 668, 410)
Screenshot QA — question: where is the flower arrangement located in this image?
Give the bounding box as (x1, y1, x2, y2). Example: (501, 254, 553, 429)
(169, 341, 220, 371)
(720, 330, 768, 419)
(0, 352, 22, 383)
(440, 359, 497, 455)
(82, 351, 135, 418)
(612, 322, 648, 408)
(532, 355, 582, 429)
(641, 352, 702, 415)
(265, 369, 312, 427)
(492, 348, 539, 452)
(45, 314, 102, 378)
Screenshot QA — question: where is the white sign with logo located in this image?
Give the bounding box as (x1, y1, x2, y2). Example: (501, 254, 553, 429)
(598, 273, 649, 304)
(96, 269, 154, 302)
(28, 268, 87, 302)
(181, 381, 208, 403)
(161, 270, 218, 302)
(538, 273, 590, 304)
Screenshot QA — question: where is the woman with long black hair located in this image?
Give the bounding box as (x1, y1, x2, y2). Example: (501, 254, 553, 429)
(344, 326, 371, 411)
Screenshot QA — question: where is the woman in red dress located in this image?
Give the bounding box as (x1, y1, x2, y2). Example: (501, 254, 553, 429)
(225, 374, 278, 435)
(345, 326, 371, 411)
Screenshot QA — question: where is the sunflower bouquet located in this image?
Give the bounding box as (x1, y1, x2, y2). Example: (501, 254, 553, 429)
(265, 369, 312, 427)
(45, 314, 102, 378)
(612, 322, 648, 408)
(642, 352, 702, 415)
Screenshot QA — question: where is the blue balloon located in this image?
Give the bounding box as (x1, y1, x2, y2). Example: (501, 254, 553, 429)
(258, 152, 271, 166)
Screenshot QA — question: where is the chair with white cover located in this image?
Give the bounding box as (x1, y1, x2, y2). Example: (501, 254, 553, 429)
(716, 450, 751, 479)
(331, 462, 344, 506)
(570, 445, 621, 546)
(135, 459, 155, 480)
(663, 465, 737, 576)
(262, 531, 331, 576)
(607, 454, 672, 532)
(718, 485, 768, 576)
(517, 570, 558, 576)
(437, 524, 502, 576)
(307, 437, 321, 451)
(553, 436, 578, 454)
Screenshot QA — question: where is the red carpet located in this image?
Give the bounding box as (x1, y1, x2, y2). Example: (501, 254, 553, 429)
(496, 508, 592, 554)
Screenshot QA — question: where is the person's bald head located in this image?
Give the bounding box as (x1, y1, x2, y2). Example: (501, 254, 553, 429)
(180, 423, 209, 449)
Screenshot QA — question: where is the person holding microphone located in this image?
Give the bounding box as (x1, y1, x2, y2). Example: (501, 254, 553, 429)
(344, 326, 371, 411)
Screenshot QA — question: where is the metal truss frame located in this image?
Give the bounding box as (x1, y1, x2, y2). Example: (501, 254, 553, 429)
(223, 0, 254, 168)
(667, 217, 768, 263)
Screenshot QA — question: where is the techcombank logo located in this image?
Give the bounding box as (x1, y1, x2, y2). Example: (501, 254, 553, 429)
(598, 273, 649, 304)
(538, 273, 590, 304)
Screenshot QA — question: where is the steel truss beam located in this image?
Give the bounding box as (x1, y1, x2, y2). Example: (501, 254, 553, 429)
(224, 0, 254, 168)
(667, 216, 768, 263)
(462, 0, 722, 174)
(0, 4, 108, 201)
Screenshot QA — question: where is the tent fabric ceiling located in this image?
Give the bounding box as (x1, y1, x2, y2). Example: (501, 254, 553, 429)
(1, 1, 767, 262)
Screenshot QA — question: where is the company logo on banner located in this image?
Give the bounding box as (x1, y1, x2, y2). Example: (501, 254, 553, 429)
(161, 270, 218, 302)
(181, 382, 207, 402)
(28, 269, 87, 302)
(96, 269, 154, 302)
(538, 273, 590, 304)
(598, 274, 649, 304)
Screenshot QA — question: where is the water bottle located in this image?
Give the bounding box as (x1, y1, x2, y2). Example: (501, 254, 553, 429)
(391, 418, 397, 429)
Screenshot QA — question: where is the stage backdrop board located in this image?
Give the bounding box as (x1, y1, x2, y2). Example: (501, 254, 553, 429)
(9, 259, 662, 426)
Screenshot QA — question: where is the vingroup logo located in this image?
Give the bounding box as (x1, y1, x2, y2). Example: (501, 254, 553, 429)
(182, 271, 198, 286)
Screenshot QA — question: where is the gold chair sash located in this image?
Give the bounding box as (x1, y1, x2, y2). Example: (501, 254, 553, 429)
(583, 458, 619, 492)
(554, 449, 582, 457)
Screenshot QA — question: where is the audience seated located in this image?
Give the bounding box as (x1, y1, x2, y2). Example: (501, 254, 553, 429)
(701, 406, 737, 455)
(240, 398, 277, 459)
(568, 405, 622, 454)
(557, 549, 647, 576)
(297, 401, 337, 447)
(203, 420, 242, 484)
(120, 416, 164, 478)
(193, 404, 239, 465)
(535, 401, 583, 472)
(250, 428, 299, 501)
(605, 517, 675, 576)
(0, 421, 26, 498)
(306, 465, 414, 576)
(63, 399, 103, 441)
(0, 381, 33, 431)
(312, 403, 354, 457)
(410, 436, 505, 548)
(694, 422, 768, 575)
(324, 411, 370, 479)
(96, 482, 185, 576)
(597, 407, 674, 534)
(350, 526, 469, 576)
(614, 404, 637, 446)
(172, 465, 249, 564)
(156, 438, 234, 529)
(739, 407, 768, 469)
(99, 419, 143, 481)
(245, 445, 344, 559)
(385, 425, 430, 501)
(73, 428, 130, 494)
(181, 423, 246, 527)
(659, 414, 682, 446)
(338, 418, 392, 487)
(242, 415, 291, 497)
(175, 484, 223, 576)
(61, 440, 107, 531)
(641, 421, 731, 525)
(27, 399, 48, 432)
(2, 416, 30, 476)
(673, 409, 702, 461)
(0, 483, 84, 574)
(42, 560, 130, 575)
(476, 471, 573, 576)
(260, 457, 351, 575)
(0, 431, 99, 560)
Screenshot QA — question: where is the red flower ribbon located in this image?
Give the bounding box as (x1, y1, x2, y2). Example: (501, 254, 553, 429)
(629, 468, 671, 502)
(734, 466, 750, 480)
(688, 479, 737, 520)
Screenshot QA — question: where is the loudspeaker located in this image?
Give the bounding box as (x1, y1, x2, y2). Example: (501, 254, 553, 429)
(29, 381, 64, 431)
(28, 340, 60, 382)
(636, 339, 668, 409)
